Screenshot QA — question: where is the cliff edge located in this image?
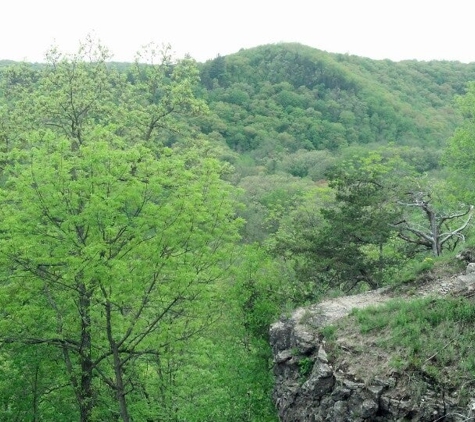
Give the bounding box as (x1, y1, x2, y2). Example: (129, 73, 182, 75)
(270, 264, 475, 421)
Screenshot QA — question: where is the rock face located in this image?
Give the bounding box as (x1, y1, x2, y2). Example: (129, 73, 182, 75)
(269, 271, 475, 421)
(270, 313, 462, 421)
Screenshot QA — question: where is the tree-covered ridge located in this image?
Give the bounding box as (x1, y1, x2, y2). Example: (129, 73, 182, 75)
(192, 43, 475, 252)
(198, 43, 475, 158)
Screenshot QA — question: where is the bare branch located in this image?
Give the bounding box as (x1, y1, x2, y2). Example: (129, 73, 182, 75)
(396, 200, 474, 255)
(439, 206, 474, 246)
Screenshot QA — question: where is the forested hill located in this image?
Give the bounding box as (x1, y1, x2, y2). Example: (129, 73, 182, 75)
(197, 43, 475, 155)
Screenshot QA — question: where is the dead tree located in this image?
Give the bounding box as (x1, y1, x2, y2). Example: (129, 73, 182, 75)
(393, 192, 474, 256)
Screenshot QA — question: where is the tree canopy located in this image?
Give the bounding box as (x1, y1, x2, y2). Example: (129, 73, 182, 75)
(0, 40, 248, 422)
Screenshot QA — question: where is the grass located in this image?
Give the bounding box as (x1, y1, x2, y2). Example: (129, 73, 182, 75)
(320, 324, 337, 340)
(394, 250, 466, 286)
(314, 248, 475, 404)
(298, 357, 314, 378)
(348, 296, 475, 393)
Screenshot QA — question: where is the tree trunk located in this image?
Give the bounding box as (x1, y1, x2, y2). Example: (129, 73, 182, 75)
(78, 283, 94, 422)
(395, 197, 473, 257)
(426, 205, 441, 256)
(32, 363, 40, 422)
(105, 298, 131, 422)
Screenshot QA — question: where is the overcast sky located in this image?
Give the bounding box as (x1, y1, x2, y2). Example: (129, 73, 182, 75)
(1, 0, 473, 63)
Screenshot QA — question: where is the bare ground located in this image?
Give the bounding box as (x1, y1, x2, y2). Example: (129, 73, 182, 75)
(292, 266, 475, 328)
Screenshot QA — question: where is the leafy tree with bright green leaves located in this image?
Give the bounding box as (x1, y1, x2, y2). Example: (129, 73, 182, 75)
(0, 130, 241, 422)
(0, 40, 242, 422)
(172, 244, 285, 422)
(123, 42, 208, 146)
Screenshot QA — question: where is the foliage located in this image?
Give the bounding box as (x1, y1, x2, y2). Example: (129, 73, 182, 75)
(267, 185, 337, 300)
(298, 357, 314, 378)
(197, 43, 475, 164)
(270, 149, 413, 293)
(321, 151, 410, 288)
(237, 173, 315, 243)
(444, 81, 475, 205)
(320, 325, 337, 341)
(0, 40, 279, 422)
(2, 38, 475, 420)
(232, 244, 303, 339)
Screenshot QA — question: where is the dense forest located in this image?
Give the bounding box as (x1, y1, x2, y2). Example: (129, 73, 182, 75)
(1, 39, 475, 421)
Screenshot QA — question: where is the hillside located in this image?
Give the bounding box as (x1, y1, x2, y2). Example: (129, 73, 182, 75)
(197, 43, 475, 162)
(193, 42, 475, 254)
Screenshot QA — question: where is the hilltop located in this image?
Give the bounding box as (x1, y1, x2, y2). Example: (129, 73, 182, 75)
(198, 42, 475, 158)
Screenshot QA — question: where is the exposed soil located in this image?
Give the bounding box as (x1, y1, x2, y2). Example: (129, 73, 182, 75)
(292, 265, 475, 328)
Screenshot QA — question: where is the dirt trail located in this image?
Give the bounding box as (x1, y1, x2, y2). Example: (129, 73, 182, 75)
(291, 266, 475, 327)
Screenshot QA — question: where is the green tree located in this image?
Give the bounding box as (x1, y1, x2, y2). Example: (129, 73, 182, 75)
(173, 245, 284, 422)
(200, 54, 228, 89)
(237, 173, 315, 243)
(268, 185, 335, 300)
(444, 81, 475, 204)
(271, 151, 410, 293)
(0, 41, 241, 422)
(124, 42, 208, 145)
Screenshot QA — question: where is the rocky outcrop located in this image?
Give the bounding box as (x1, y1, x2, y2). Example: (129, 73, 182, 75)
(270, 267, 475, 421)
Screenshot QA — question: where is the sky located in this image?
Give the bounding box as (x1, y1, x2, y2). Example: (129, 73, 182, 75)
(1, 0, 474, 64)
